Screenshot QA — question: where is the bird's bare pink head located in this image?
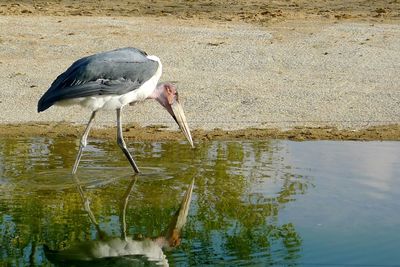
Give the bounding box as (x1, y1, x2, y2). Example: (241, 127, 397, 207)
(157, 82, 178, 106)
(151, 82, 194, 147)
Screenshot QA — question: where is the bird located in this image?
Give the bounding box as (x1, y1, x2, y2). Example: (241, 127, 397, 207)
(38, 47, 194, 174)
(44, 177, 195, 266)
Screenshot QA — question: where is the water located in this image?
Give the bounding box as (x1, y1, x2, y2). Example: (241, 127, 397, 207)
(0, 138, 399, 266)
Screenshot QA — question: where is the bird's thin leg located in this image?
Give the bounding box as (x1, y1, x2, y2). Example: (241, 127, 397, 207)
(116, 109, 140, 173)
(72, 175, 106, 240)
(72, 111, 96, 174)
(119, 176, 137, 241)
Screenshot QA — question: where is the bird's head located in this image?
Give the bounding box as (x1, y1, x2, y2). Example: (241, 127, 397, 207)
(152, 82, 194, 148)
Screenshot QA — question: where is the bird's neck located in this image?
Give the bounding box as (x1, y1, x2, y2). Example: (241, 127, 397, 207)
(148, 83, 168, 108)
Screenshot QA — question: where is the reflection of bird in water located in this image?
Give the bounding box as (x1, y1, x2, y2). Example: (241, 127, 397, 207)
(44, 177, 194, 266)
(37, 47, 194, 174)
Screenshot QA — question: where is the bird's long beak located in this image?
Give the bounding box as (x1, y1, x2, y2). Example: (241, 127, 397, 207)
(163, 178, 195, 248)
(171, 101, 194, 148)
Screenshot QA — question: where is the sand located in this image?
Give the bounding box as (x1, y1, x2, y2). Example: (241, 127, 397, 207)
(0, 1, 399, 140)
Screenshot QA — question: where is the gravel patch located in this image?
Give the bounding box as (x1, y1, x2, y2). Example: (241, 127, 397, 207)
(0, 16, 399, 131)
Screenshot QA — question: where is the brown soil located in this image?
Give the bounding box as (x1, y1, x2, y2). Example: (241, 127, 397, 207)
(1, 0, 399, 24)
(1, 123, 399, 141)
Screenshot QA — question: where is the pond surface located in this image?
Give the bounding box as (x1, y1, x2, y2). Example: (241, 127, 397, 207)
(0, 138, 399, 266)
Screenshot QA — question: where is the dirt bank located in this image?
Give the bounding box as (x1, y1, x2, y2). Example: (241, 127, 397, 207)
(1, 0, 399, 24)
(0, 123, 398, 141)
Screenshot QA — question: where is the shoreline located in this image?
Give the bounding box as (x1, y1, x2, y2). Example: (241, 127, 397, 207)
(1, 123, 399, 141)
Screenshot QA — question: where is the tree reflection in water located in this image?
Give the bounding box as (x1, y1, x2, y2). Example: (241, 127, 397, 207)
(0, 138, 311, 266)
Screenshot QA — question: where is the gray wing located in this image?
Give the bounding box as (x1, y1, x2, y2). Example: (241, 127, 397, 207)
(38, 47, 159, 112)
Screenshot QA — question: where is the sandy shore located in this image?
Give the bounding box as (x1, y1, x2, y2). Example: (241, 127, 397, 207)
(0, 1, 399, 140)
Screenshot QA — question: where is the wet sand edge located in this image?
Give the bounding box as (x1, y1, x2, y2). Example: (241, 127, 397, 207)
(1, 123, 399, 141)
